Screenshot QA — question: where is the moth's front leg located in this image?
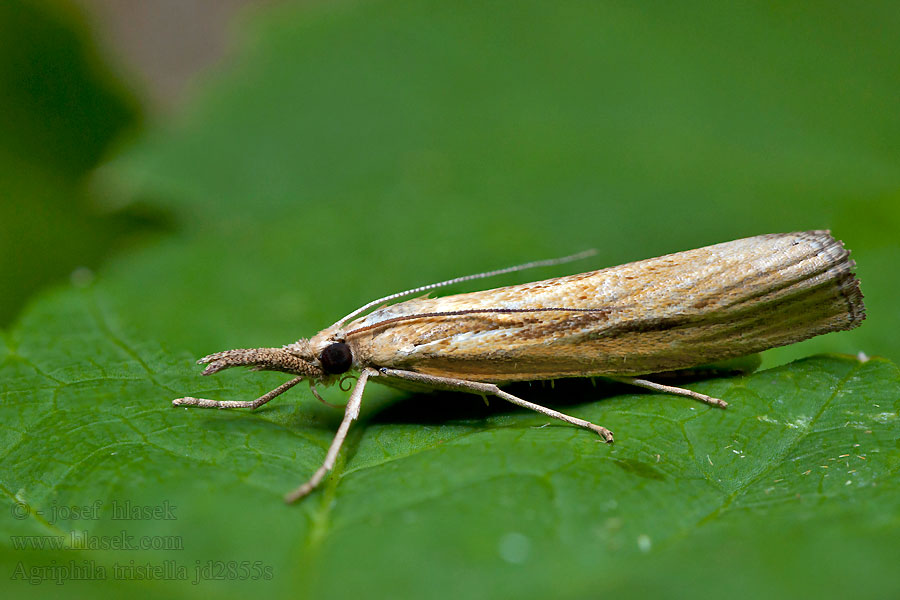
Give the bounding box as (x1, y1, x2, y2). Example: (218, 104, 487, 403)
(172, 346, 312, 410)
(173, 376, 304, 410)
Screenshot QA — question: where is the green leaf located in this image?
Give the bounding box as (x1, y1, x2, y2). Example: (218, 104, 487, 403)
(2, 297, 899, 599)
(3, 1, 900, 599)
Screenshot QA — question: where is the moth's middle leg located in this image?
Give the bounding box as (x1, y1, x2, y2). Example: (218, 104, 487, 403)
(376, 368, 614, 442)
(283, 368, 377, 503)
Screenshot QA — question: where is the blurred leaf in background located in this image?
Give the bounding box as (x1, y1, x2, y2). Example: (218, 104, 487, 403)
(1, 1, 899, 599)
(0, 0, 170, 326)
(103, 0, 900, 366)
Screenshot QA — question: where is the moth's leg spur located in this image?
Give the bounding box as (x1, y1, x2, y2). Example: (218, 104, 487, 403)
(607, 377, 728, 408)
(283, 368, 375, 503)
(378, 368, 614, 442)
(173, 376, 304, 409)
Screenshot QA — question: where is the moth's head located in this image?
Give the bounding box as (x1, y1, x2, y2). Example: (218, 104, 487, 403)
(285, 336, 354, 381)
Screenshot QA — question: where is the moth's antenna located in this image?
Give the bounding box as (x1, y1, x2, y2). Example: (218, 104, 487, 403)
(333, 248, 598, 329)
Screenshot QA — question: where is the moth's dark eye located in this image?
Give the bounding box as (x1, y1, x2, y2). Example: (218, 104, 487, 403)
(319, 342, 353, 374)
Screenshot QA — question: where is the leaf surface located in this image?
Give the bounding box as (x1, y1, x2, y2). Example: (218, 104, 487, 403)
(3, 1, 900, 599)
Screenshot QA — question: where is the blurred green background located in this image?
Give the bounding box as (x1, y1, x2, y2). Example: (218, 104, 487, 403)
(1, 1, 898, 599)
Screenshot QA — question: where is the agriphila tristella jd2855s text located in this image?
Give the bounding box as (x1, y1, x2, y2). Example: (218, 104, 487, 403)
(174, 230, 865, 502)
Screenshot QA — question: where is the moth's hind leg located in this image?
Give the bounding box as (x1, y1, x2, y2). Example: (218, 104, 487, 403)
(606, 377, 728, 408)
(605, 355, 758, 407)
(376, 368, 615, 442)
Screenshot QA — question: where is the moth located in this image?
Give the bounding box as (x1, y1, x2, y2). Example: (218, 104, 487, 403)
(174, 230, 864, 502)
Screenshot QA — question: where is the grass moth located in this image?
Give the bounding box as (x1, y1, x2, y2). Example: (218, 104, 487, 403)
(174, 230, 865, 502)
